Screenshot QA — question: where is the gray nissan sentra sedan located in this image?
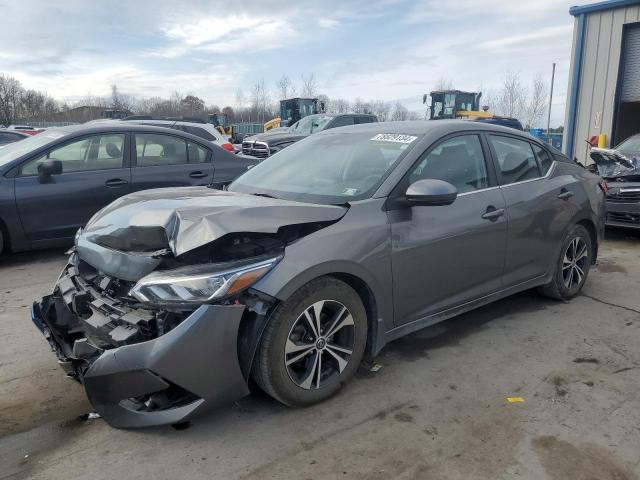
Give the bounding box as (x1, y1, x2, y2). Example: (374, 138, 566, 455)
(32, 120, 606, 428)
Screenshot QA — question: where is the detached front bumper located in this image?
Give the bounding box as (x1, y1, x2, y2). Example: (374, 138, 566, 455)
(32, 268, 250, 429)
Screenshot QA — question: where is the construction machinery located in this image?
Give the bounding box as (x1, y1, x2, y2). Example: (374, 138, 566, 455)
(208, 113, 231, 135)
(279, 97, 325, 127)
(423, 90, 522, 130)
(424, 90, 487, 120)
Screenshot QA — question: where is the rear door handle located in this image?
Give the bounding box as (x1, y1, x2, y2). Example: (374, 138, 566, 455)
(557, 189, 574, 200)
(105, 178, 128, 187)
(481, 206, 505, 221)
(189, 171, 208, 178)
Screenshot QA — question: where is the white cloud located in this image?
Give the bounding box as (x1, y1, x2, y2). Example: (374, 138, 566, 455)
(318, 18, 340, 29)
(163, 15, 267, 46)
(478, 25, 573, 52)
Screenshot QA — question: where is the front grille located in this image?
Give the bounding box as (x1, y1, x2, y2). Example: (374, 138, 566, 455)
(241, 141, 270, 159)
(607, 212, 640, 225)
(607, 190, 640, 203)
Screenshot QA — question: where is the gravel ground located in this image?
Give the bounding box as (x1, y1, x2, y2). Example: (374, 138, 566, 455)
(1, 230, 639, 480)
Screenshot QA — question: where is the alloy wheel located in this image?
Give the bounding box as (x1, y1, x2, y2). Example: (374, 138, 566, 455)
(562, 237, 589, 290)
(285, 300, 355, 390)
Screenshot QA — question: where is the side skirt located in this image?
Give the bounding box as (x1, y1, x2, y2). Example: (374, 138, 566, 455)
(378, 274, 549, 350)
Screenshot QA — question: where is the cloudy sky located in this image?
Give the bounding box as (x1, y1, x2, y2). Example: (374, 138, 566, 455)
(0, 0, 579, 125)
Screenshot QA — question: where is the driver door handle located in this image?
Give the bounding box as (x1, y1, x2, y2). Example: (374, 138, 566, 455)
(557, 189, 574, 200)
(481, 206, 505, 221)
(105, 178, 128, 187)
(189, 171, 208, 178)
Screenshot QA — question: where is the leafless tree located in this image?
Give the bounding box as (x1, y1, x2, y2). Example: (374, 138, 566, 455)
(110, 84, 136, 113)
(434, 77, 454, 91)
(370, 99, 390, 122)
(524, 74, 548, 129)
(251, 79, 271, 123)
(328, 98, 350, 114)
(0, 74, 23, 126)
(235, 88, 245, 122)
(276, 75, 295, 100)
(300, 73, 318, 97)
(352, 98, 373, 114)
(496, 71, 527, 119)
(222, 106, 235, 122)
(181, 94, 205, 115)
(391, 102, 409, 121)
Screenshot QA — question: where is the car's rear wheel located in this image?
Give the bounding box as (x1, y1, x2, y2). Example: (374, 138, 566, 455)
(252, 277, 367, 406)
(0, 228, 4, 256)
(538, 224, 592, 300)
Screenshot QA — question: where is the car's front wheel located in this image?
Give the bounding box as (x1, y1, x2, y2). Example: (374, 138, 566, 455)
(539, 224, 592, 300)
(252, 277, 368, 406)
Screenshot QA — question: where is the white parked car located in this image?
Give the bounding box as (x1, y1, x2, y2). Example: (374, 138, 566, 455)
(121, 118, 234, 152)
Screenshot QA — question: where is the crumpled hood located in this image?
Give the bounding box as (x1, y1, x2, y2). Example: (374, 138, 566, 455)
(81, 187, 348, 258)
(247, 131, 307, 144)
(590, 147, 640, 179)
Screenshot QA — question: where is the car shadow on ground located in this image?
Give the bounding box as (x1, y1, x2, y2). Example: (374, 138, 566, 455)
(0, 248, 68, 268)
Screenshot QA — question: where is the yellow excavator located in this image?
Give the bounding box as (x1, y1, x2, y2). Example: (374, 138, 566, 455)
(210, 113, 281, 136)
(424, 90, 488, 119)
(424, 90, 523, 130)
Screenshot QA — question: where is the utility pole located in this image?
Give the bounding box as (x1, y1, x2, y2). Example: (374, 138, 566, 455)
(546, 62, 556, 135)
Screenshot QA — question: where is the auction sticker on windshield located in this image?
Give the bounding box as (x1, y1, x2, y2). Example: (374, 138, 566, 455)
(370, 134, 417, 144)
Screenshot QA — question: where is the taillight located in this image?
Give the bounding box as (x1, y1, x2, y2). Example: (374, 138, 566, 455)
(221, 143, 234, 152)
(598, 180, 608, 194)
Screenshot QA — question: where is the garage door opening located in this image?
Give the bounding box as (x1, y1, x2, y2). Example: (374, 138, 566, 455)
(614, 23, 640, 146)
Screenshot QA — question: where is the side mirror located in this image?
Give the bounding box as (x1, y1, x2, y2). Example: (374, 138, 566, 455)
(37, 158, 62, 182)
(405, 179, 457, 206)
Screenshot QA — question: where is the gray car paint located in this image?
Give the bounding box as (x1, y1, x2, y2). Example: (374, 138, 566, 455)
(33, 120, 605, 428)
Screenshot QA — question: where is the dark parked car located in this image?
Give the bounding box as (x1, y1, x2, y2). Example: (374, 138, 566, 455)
(33, 120, 604, 428)
(242, 113, 377, 158)
(0, 124, 257, 254)
(0, 129, 29, 146)
(590, 134, 640, 229)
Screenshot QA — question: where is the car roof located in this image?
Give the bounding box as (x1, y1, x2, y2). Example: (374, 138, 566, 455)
(316, 119, 536, 139)
(0, 129, 30, 136)
(29, 123, 218, 145)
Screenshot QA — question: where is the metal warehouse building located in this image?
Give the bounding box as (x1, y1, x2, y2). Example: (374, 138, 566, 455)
(564, 0, 640, 163)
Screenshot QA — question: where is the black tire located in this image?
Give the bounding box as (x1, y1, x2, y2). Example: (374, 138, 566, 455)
(538, 224, 592, 300)
(0, 229, 4, 256)
(252, 277, 368, 407)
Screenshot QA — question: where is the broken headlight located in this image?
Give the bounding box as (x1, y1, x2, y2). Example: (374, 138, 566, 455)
(129, 256, 280, 306)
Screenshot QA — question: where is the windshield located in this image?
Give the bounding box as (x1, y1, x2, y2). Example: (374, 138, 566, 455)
(288, 114, 333, 135)
(229, 132, 420, 204)
(616, 135, 640, 156)
(0, 130, 67, 167)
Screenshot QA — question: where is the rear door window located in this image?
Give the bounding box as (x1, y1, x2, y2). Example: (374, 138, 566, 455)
(328, 116, 355, 129)
(356, 116, 375, 124)
(187, 142, 211, 163)
(135, 134, 188, 166)
(489, 135, 541, 185)
(532, 143, 553, 175)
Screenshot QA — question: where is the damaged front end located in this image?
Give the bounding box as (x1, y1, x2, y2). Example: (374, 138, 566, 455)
(590, 147, 640, 180)
(32, 188, 347, 428)
(590, 148, 640, 228)
(32, 253, 276, 428)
